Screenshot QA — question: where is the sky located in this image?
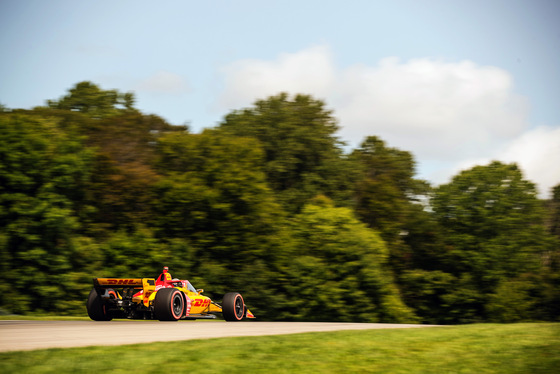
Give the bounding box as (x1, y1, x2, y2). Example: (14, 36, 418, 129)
(1, 0, 559, 198)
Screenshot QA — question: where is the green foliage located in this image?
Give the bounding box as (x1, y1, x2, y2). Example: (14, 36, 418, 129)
(544, 185, 560, 311)
(429, 161, 557, 321)
(219, 93, 353, 212)
(400, 270, 456, 324)
(352, 136, 428, 238)
(47, 81, 135, 118)
(549, 184, 560, 240)
(152, 130, 282, 261)
(281, 202, 417, 322)
(350, 136, 436, 274)
(83, 112, 182, 232)
(433, 162, 548, 278)
(0, 113, 94, 313)
(486, 277, 540, 322)
(0, 83, 557, 323)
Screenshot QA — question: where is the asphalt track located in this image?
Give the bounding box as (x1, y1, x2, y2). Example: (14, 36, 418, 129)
(0, 320, 438, 352)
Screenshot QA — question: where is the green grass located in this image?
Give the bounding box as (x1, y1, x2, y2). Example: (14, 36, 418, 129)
(1, 323, 558, 373)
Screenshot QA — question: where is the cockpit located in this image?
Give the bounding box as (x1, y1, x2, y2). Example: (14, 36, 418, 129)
(184, 281, 197, 294)
(155, 266, 199, 294)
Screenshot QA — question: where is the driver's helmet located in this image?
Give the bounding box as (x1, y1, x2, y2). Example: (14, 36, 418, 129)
(157, 266, 172, 284)
(163, 266, 172, 281)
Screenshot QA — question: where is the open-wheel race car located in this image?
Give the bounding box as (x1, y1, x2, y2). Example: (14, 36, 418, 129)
(87, 267, 255, 321)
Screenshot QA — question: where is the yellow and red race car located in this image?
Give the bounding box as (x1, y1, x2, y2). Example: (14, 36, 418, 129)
(87, 267, 255, 321)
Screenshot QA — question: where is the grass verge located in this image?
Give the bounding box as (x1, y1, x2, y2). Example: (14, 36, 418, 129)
(1, 323, 558, 373)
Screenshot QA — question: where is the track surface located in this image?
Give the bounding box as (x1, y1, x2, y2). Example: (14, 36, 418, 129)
(0, 320, 437, 352)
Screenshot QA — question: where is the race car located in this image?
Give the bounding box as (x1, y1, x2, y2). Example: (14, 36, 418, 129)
(86, 266, 255, 321)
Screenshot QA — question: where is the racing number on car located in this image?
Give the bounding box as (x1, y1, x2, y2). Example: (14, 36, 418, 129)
(192, 299, 210, 307)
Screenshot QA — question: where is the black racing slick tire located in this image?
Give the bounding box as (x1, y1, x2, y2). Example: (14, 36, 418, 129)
(154, 288, 185, 321)
(222, 292, 246, 322)
(87, 288, 113, 321)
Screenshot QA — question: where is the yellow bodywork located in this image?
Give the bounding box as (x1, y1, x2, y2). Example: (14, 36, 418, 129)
(96, 277, 224, 315)
(135, 285, 222, 315)
(94, 275, 255, 319)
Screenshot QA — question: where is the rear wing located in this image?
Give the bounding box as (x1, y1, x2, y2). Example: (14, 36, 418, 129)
(93, 278, 154, 288)
(93, 278, 189, 289)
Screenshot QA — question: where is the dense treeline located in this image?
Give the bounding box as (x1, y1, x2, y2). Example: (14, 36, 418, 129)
(1, 82, 558, 323)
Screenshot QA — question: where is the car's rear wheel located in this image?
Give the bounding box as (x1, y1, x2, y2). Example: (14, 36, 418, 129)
(222, 292, 246, 321)
(154, 288, 184, 321)
(87, 288, 113, 321)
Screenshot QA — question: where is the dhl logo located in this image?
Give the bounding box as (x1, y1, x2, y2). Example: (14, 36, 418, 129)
(97, 278, 143, 286)
(192, 298, 211, 308)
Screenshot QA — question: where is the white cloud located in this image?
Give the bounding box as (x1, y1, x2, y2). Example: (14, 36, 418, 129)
(496, 126, 560, 196)
(135, 71, 189, 95)
(217, 45, 335, 111)
(435, 126, 560, 197)
(217, 45, 559, 198)
(334, 57, 529, 160)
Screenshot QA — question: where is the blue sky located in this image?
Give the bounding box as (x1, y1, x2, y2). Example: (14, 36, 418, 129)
(1, 0, 559, 197)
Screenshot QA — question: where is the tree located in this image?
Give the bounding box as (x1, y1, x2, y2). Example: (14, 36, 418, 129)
(279, 199, 417, 322)
(350, 135, 441, 302)
(153, 131, 286, 264)
(431, 161, 555, 321)
(219, 93, 352, 212)
(47, 81, 135, 118)
(547, 184, 560, 249)
(351, 136, 428, 241)
(538, 184, 560, 321)
(0, 113, 94, 313)
(42, 94, 185, 233)
(81, 112, 182, 232)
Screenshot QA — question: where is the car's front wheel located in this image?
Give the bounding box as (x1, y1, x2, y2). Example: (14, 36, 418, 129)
(154, 288, 185, 321)
(222, 292, 246, 321)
